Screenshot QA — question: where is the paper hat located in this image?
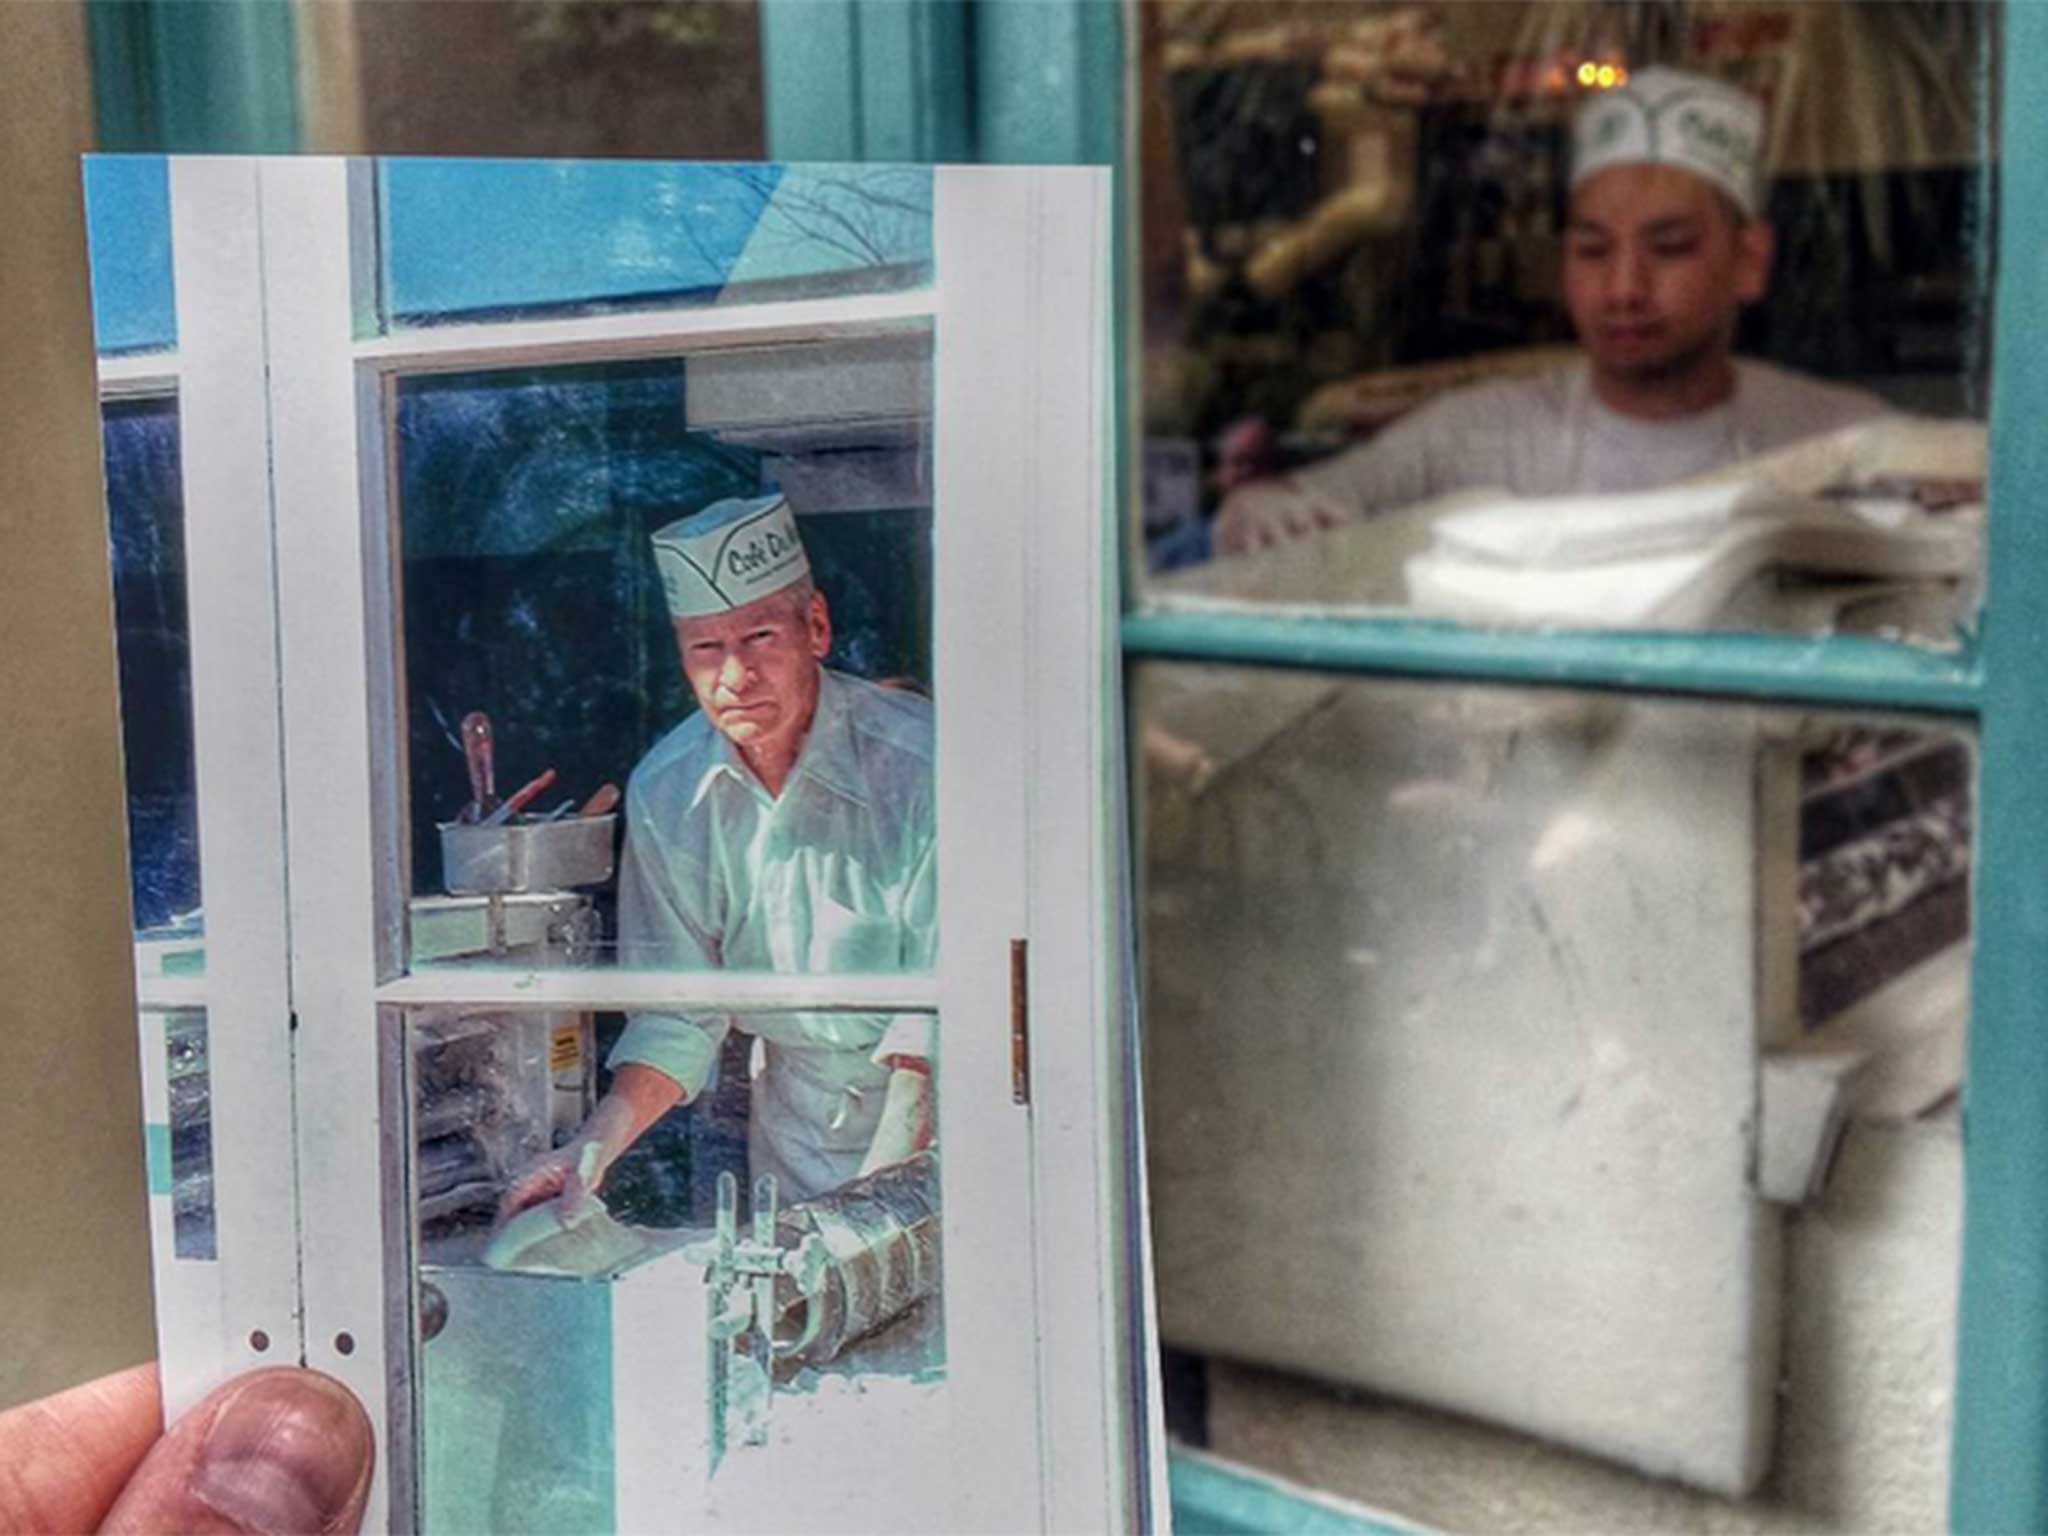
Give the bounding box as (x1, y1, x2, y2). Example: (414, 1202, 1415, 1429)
(651, 494, 812, 619)
(1571, 67, 1766, 216)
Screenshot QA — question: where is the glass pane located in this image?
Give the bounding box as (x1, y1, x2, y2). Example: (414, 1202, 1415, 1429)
(163, 1010, 216, 1260)
(1133, 3, 1995, 650)
(103, 394, 205, 967)
(83, 155, 177, 355)
(378, 162, 934, 329)
(394, 334, 935, 985)
(409, 1004, 946, 1533)
(392, 327, 947, 1524)
(1137, 661, 1969, 1528)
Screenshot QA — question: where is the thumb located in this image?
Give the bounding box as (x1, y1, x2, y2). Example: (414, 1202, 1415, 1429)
(99, 1368, 374, 1535)
(557, 1138, 609, 1221)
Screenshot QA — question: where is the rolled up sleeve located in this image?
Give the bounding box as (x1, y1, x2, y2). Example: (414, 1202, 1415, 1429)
(870, 826, 937, 1070)
(609, 774, 727, 1100)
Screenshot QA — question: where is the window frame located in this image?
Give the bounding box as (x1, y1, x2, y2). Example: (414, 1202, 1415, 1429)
(1114, 7, 2040, 1532)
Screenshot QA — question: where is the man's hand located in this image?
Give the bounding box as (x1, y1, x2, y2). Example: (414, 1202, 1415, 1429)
(0, 1362, 373, 1534)
(496, 1137, 609, 1227)
(496, 1062, 684, 1224)
(857, 1064, 934, 1179)
(1214, 478, 1357, 554)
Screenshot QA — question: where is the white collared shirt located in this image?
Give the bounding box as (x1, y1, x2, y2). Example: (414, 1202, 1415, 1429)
(609, 667, 935, 1198)
(1291, 358, 1890, 512)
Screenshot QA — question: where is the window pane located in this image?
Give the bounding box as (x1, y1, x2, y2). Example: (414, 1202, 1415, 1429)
(378, 162, 934, 329)
(1138, 660, 1967, 1527)
(393, 335, 935, 988)
(163, 1010, 216, 1261)
(1133, 2, 1995, 651)
(103, 395, 204, 965)
(83, 155, 177, 354)
(409, 1003, 947, 1531)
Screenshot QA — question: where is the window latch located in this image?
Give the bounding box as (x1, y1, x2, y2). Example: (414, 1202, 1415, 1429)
(1010, 938, 1031, 1106)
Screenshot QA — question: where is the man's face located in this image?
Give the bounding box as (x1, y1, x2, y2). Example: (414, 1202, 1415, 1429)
(675, 585, 831, 761)
(1561, 163, 1773, 389)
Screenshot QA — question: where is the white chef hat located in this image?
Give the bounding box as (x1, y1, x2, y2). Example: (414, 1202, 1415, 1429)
(1570, 66, 1767, 216)
(651, 493, 812, 619)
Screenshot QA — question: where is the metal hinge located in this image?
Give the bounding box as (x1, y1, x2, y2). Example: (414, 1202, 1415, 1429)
(1010, 938, 1031, 1105)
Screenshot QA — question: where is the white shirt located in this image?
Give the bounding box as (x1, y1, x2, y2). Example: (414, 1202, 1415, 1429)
(609, 667, 936, 1201)
(1290, 358, 1891, 512)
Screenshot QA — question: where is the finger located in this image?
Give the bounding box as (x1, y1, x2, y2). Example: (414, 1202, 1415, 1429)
(0, 1361, 162, 1535)
(99, 1368, 373, 1535)
(496, 1165, 562, 1223)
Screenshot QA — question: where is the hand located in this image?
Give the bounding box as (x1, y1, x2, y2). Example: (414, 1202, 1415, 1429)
(0, 1361, 373, 1534)
(857, 1064, 935, 1179)
(497, 1063, 686, 1226)
(1214, 478, 1356, 554)
(496, 1135, 610, 1226)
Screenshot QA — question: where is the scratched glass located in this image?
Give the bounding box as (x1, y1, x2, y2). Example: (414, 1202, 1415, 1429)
(158, 1009, 216, 1262)
(1130, 2, 1995, 651)
(1137, 658, 1971, 1529)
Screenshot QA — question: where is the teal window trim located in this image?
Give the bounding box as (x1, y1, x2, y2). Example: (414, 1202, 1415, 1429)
(760, 0, 972, 163)
(1123, 611, 1983, 718)
(86, 0, 300, 154)
(1950, 4, 2048, 1529)
(1169, 1449, 1417, 1536)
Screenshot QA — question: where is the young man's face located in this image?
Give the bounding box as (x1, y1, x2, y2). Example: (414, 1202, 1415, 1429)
(675, 585, 831, 762)
(1561, 162, 1773, 390)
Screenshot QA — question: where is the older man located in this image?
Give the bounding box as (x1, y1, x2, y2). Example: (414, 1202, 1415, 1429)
(1217, 66, 1890, 552)
(503, 493, 934, 1217)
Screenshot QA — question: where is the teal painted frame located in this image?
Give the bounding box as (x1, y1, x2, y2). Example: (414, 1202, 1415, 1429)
(1950, 4, 2046, 1529)
(86, 0, 299, 154)
(1124, 611, 1982, 717)
(760, 0, 972, 162)
(1169, 1450, 1415, 1536)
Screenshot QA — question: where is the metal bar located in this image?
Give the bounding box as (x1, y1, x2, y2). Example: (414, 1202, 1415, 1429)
(1951, 4, 2048, 1527)
(96, 352, 179, 397)
(1122, 608, 1983, 718)
(1167, 1448, 1420, 1535)
(350, 291, 934, 375)
(374, 967, 938, 1015)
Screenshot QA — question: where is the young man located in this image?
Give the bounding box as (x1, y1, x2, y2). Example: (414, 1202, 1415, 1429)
(502, 493, 935, 1219)
(1216, 66, 1889, 553)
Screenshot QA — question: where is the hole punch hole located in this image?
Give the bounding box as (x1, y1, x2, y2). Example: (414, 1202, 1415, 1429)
(335, 1331, 356, 1356)
(249, 1329, 270, 1353)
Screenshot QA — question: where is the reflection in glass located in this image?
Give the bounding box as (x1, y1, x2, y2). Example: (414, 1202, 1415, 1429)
(165, 1012, 216, 1260)
(379, 162, 933, 329)
(103, 396, 204, 952)
(1139, 661, 1968, 1526)
(1134, 1, 1996, 646)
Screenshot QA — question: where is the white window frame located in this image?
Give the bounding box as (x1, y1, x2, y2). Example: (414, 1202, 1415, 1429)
(162, 156, 1147, 1532)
